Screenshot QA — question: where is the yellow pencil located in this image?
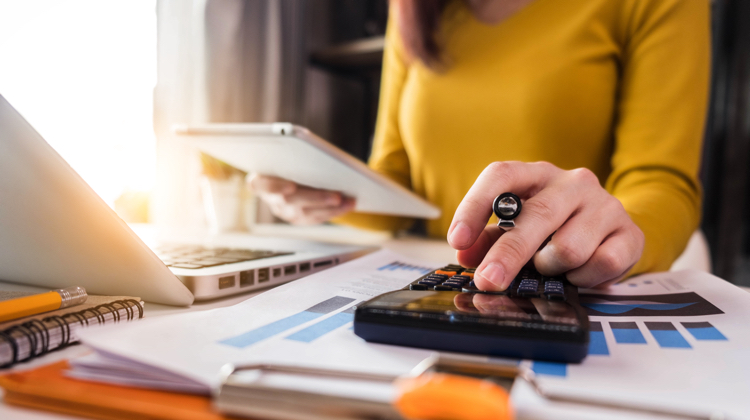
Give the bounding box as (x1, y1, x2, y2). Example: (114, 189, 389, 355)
(0, 286, 87, 323)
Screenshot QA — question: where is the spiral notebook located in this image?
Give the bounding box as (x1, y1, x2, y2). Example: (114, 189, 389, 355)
(0, 292, 144, 368)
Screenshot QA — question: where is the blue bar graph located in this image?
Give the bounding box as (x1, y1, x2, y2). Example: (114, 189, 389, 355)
(285, 307, 355, 343)
(610, 322, 647, 344)
(588, 321, 609, 355)
(219, 296, 355, 348)
(645, 322, 691, 348)
(681, 322, 727, 341)
(377, 261, 433, 274)
(532, 361, 567, 377)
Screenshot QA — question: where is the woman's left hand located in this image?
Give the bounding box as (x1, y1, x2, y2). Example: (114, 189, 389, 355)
(447, 161, 644, 290)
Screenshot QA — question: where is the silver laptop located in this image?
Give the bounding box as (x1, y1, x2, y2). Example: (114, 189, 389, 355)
(0, 94, 373, 306)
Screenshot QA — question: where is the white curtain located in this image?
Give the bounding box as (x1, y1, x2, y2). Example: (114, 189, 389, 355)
(152, 0, 316, 228)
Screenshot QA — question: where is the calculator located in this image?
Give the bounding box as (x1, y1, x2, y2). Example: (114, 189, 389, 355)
(353, 264, 590, 363)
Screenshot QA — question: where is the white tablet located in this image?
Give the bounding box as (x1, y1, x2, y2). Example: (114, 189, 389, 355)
(174, 123, 440, 219)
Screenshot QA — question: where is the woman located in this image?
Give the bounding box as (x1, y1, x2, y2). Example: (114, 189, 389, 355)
(251, 0, 710, 291)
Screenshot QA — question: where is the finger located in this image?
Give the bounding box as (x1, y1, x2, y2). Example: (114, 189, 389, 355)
(282, 187, 345, 208)
(248, 173, 296, 195)
(565, 227, 644, 288)
(455, 225, 504, 269)
(292, 198, 356, 225)
(533, 195, 624, 275)
(447, 161, 560, 250)
(473, 181, 586, 291)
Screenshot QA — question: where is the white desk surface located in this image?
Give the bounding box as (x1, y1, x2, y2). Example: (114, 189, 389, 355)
(0, 225, 458, 419)
(0, 225, 745, 420)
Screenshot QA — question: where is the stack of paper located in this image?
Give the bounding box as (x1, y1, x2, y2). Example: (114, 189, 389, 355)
(72, 250, 750, 419)
(73, 250, 440, 393)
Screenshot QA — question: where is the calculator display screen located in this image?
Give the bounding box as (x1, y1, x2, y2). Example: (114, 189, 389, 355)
(366, 290, 580, 326)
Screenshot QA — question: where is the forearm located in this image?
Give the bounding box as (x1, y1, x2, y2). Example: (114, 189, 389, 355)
(613, 169, 701, 275)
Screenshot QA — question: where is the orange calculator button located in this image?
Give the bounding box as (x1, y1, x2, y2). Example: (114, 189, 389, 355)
(434, 270, 457, 276)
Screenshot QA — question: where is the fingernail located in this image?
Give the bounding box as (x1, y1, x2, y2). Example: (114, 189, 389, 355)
(449, 221, 471, 248)
(340, 197, 354, 209)
(327, 194, 341, 205)
(477, 263, 507, 290)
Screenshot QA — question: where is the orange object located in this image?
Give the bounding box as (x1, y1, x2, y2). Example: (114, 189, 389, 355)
(1, 361, 514, 420)
(434, 270, 457, 276)
(0, 286, 87, 323)
(0, 361, 238, 420)
(461, 272, 475, 279)
(394, 372, 513, 420)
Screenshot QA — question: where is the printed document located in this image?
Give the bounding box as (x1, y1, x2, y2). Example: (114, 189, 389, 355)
(73, 250, 441, 392)
(74, 250, 750, 419)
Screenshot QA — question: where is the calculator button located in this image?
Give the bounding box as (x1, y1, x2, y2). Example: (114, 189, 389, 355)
(460, 280, 511, 295)
(426, 274, 449, 281)
(434, 270, 458, 276)
(506, 278, 520, 294)
(410, 284, 428, 290)
(449, 275, 471, 283)
(544, 291, 565, 301)
(419, 280, 440, 286)
(434, 285, 455, 291)
(517, 279, 540, 296)
(462, 284, 479, 292)
(443, 281, 463, 288)
(543, 280, 566, 300)
(544, 280, 564, 290)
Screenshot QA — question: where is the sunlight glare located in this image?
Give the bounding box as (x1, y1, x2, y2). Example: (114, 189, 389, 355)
(0, 0, 157, 207)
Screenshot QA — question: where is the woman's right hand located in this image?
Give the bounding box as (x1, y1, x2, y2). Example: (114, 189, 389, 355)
(248, 174, 356, 225)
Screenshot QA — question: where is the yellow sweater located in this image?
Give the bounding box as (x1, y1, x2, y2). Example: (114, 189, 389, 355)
(337, 0, 710, 275)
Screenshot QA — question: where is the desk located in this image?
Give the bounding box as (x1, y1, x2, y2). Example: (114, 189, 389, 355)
(0, 226, 740, 420)
(0, 226, 457, 420)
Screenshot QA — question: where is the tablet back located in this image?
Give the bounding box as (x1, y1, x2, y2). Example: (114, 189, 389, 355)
(175, 123, 441, 219)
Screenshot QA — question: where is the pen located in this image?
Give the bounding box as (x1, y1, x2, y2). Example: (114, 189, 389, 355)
(0, 286, 87, 323)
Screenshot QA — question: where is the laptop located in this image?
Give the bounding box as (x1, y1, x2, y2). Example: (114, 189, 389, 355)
(0, 94, 373, 306)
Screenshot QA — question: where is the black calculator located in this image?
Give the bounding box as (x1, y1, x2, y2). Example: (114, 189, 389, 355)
(353, 264, 590, 363)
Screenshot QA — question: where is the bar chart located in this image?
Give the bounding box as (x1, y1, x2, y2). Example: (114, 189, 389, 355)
(535, 319, 730, 378)
(377, 261, 434, 274)
(610, 322, 647, 344)
(219, 296, 356, 348)
(285, 307, 355, 343)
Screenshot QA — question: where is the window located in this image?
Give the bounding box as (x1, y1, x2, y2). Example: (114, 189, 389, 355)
(0, 0, 157, 213)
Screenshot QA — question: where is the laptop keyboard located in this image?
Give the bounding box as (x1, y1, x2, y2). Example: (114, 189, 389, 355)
(154, 245, 293, 269)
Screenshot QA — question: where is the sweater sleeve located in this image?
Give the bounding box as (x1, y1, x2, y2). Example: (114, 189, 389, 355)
(607, 0, 710, 274)
(332, 13, 416, 232)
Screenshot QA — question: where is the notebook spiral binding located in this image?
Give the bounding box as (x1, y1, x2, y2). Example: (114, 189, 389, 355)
(0, 299, 143, 368)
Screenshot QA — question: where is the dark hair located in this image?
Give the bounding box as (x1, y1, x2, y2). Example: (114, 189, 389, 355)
(394, 0, 451, 69)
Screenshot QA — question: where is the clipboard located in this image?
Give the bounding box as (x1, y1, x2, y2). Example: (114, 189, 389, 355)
(215, 355, 514, 420)
(216, 354, 715, 420)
